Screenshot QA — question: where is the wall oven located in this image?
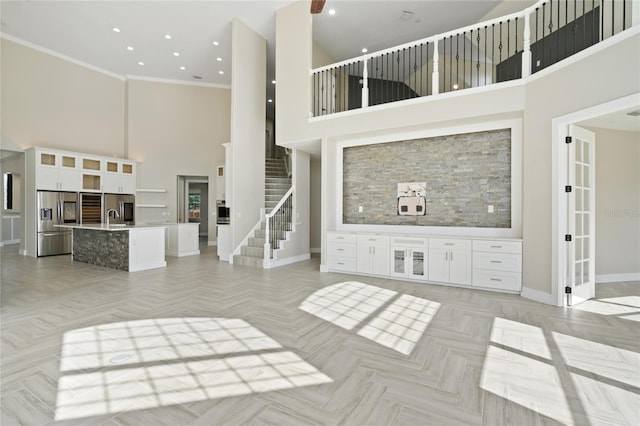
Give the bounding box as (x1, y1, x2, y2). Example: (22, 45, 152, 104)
(216, 200, 230, 224)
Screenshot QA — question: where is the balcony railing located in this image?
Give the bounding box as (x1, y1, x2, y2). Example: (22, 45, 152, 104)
(311, 0, 635, 117)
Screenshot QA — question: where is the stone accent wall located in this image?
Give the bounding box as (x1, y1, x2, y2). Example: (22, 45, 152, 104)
(343, 129, 511, 228)
(73, 229, 129, 271)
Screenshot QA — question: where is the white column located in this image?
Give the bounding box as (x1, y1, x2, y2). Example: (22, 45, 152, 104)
(521, 12, 532, 78)
(432, 40, 440, 95)
(633, 0, 640, 27)
(361, 57, 369, 108)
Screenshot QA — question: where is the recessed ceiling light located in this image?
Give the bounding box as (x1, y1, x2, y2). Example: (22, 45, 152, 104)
(216, 57, 222, 62)
(213, 41, 219, 46)
(268, 99, 273, 103)
(127, 46, 134, 51)
(164, 34, 172, 40)
(138, 61, 144, 66)
(218, 70, 224, 75)
(180, 66, 186, 71)
(328, 9, 336, 15)
(272, 80, 276, 84)
(112, 27, 121, 33)
(173, 52, 180, 57)
(361, 48, 368, 53)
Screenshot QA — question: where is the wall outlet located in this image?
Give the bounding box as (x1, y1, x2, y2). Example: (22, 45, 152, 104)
(358, 206, 363, 213)
(488, 205, 494, 213)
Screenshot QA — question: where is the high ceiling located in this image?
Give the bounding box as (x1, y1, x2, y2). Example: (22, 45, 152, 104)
(0, 0, 507, 113)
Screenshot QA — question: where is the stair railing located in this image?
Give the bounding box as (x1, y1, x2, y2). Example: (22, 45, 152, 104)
(264, 187, 294, 259)
(311, 0, 635, 117)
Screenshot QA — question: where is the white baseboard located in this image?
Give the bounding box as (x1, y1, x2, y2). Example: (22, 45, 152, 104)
(208, 240, 217, 246)
(310, 247, 321, 254)
(265, 253, 310, 269)
(319, 264, 329, 273)
(596, 273, 640, 283)
(520, 287, 556, 306)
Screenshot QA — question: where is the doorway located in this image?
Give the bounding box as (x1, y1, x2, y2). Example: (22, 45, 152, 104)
(177, 176, 209, 241)
(552, 93, 640, 307)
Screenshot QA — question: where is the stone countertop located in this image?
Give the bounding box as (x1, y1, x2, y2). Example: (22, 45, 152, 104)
(56, 224, 167, 232)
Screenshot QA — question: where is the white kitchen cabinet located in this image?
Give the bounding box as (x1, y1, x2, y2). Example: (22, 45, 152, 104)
(326, 232, 357, 272)
(390, 237, 428, 281)
(357, 234, 389, 275)
(81, 156, 103, 192)
(428, 238, 472, 285)
(104, 160, 136, 194)
(472, 240, 522, 292)
(165, 223, 200, 257)
(34, 149, 80, 191)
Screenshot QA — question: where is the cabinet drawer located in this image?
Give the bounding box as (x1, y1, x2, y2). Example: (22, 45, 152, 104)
(390, 237, 428, 248)
(327, 256, 357, 272)
(473, 252, 522, 272)
(327, 232, 357, 244)
(429, 238, 471, 250)
(473, 270, 522, 291)
(357, 234, 390, 245)
(327, 243, 357, 257)
(473, 240, 522, 254)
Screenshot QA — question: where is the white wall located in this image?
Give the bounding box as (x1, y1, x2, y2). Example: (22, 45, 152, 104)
(1, 38, 125, 156)
(276, 1, 640, 299)
(591, 127, 640, 281)
(127, 79, 230, 240)
(310, 157, 321, 251)
(230, 19, 266, 250)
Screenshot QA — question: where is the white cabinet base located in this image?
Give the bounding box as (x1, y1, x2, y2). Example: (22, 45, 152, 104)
(165, 223, 200, 257)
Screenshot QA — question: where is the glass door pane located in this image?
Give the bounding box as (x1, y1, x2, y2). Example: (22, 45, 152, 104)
(411, 250, 425, 277)
(394, 249, 405, 274)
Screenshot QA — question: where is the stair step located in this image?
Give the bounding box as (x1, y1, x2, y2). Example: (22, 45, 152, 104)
(233, 255, 263, 268)
(248, 237, 265, 247)
(241, 246, 264, 257)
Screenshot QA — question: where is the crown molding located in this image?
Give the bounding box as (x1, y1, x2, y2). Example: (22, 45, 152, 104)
(125, 75, 231, 89)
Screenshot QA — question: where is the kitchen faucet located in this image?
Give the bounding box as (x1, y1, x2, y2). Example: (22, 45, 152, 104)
(106, 209, 120, 226)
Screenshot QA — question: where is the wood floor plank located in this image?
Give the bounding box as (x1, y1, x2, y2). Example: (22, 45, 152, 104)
(1, 245, 638, 425)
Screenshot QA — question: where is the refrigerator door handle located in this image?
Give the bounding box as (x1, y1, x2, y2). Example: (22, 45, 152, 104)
(57, 199, 62, 225)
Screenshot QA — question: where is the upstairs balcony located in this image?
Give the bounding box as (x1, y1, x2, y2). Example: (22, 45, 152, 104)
(311, 0, 637, 117)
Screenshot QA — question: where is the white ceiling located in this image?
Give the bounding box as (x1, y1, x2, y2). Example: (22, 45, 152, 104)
(0, 0, 506, 113)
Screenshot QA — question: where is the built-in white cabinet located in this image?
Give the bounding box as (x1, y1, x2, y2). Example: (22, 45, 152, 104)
(357, 234, 389, 275)
(472, 240, 522, 291)
(428, 238, 472, 285)
(325, 231, 522, 294)
(27, 148, 137, 194)
(81, 156, 103, 192)
(34, 149, 80, 191)
(104, 160, 136, 194)
(390, 237, 429, 281)
(165, 223, 200, 257)
(326, 232, 357, 272)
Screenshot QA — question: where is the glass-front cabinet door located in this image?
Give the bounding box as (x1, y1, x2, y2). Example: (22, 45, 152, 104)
(409, 249, 427, 279)
(391, 248, 407, 277)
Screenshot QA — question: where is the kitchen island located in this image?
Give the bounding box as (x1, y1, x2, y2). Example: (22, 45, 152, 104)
(57, 224, 166, 272)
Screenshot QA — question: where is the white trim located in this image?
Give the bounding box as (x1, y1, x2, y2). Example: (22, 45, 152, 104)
(208, 240, 218, 246)
(1, 33, 125, 80)
(126, 75, 231, 89)
(0, 239, 20, 246)
(310, 247, 320, 253)
(520, 287, 557, 306)
(551, 93, 640, 307)
(264, 253, 311, 269)
(335, 119, 523, 239)
(320, 264, 329, 272)
(596, 273, 640, 283)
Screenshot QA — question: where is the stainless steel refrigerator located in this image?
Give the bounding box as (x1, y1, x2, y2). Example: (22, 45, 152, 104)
(37, 191, 79, 256)
(104, 193, 135, 225)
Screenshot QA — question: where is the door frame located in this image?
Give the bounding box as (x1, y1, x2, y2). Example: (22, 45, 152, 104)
(551, 93, 640, 307)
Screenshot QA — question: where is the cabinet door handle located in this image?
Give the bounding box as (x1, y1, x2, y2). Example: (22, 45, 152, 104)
(490, 260, 502, 263)
(451, 251, 453, 261)
(373, 246, 375, 255)
(337, 248, 344, 252)
(337, 262, 344, 265)
(445, 252, 448, 261)
(445, 243, 454, 246)
(490, 245, 503, 248)
(490, 278, 503, 282)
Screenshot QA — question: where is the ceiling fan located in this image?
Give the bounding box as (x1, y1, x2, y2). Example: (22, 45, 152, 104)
(311, 0, 326, 14)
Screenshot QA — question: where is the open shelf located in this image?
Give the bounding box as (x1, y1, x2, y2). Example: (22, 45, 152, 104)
(137, 204, 167, 208)
(136, 188, 167, 193)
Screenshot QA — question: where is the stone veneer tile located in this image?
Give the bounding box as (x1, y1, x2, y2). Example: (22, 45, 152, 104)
(72, 229, 129, 270)
(343, 129, 511, 228)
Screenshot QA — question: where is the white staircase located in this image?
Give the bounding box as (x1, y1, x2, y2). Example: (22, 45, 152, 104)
(233, 158, 292, 267)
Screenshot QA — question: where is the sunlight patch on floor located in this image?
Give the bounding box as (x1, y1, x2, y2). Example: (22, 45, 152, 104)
(55, 318, 332, 421)
(300, 281, 438, 355)
(299, 281, 397, 330)
(357, 294, 440, 355)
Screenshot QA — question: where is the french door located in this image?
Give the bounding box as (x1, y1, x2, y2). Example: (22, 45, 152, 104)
(567, 125, 596, 305)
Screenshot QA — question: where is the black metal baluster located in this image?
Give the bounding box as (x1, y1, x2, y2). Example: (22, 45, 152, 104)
(456, 34, 460, 90)
(492, 24, 495, 82)
(611, 0, 615, 37)
(470, 29, 474, 87)
(463, 31, 466, 89)
(396, 51, 400, 101)
(566, 0, 569, 58)
(426, 42, 430, 95)
(476, 29, 480, 86)
(623, 0, 626, 30)
(484, 26, 487, 85)
(515, 17, 518, 54)
(542, 3, 546, 67)
(507, 20, 510, 60)
(601, 0, 604, 41)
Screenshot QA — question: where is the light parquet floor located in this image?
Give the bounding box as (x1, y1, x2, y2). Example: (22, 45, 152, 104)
(1, 244, 638, 425)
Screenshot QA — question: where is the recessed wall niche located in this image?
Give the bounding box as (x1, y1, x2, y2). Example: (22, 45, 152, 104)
(342, 128, 512, 228)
